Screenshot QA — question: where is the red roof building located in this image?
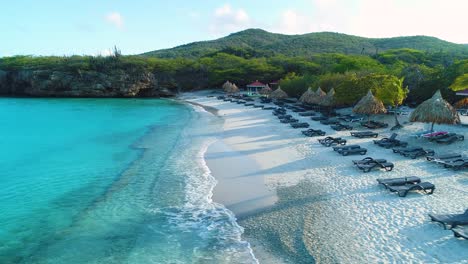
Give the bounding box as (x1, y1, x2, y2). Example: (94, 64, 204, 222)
(246, 80, 266, 95)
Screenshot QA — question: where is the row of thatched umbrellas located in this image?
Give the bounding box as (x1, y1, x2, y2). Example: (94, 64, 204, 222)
(222, 81, 461, 130)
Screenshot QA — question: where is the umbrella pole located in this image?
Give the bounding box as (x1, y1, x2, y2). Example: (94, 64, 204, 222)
(431, 122, 434, 132)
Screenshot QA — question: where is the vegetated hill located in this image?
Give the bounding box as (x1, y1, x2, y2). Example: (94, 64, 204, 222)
(141, 29, 468, 58)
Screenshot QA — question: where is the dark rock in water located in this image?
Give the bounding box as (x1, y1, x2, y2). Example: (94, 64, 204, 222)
(0, 69, 177, 98)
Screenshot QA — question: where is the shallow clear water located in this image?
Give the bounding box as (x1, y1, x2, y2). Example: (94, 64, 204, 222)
(0, 98, 256, 264)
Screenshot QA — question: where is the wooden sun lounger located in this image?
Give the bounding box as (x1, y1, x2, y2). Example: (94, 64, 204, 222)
(377, 176, 421, 188)
(452, 226, 468, 239)
(319, 137, 347, 147)
(280, 118, 299, 123)
(429, 209, 468, 229)
(387, 182, 435, 197)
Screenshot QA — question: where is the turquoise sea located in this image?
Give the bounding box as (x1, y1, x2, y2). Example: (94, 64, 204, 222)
(0, 98, 256, 264)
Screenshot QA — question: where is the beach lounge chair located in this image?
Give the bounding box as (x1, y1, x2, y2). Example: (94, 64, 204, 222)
(422, 131, 448, 139)
(452, 226, 468, 239)
(429, 209, 468, 229)
(253, 104, 264, 108)
(312, 116, 328, 121)
(302, 129, 326, 137)
(319, 137, 347, 147)
(331, 123, 353, 131)
(353, 157, 387, 165)
(386, 182, 435, 197)
(291, 122, 310, 128)
(361, 121, 388, 129)
(320, 119, 340, 125)
(244, 103, 254, 106)
(333, 145, 361, 151)
(373, 133, 397, 144)
(377, 176, 421, 188)
(356, 160, 394, 172)
(280, 118, 299, 123)
(443, 160, 468, 170)
(338, 147, 367, 156)
(404, 149, 435, 159)
(277, 114, 292, 119)
(299, 111, 316, 116)
(262, 106, 276, 110)
(435, 134, 464, 144)
(434, 157, 467, 166)
(427, 153, 462, 162)
(350, 131, 379, 138)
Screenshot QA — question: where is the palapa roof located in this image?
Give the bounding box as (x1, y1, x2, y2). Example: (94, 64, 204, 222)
(270, 86, 288, 99)
(353, 90, 387, 115)
(315, 87, 326, 97)
(409, 90, 460, 125)
(299, 87, 315, 103)
(222, 81, 232, 92)
(320, 88, 336, 107)
(259, 84, 272, 95)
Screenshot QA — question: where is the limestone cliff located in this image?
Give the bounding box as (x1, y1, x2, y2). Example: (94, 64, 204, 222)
(0, 69, 177, 97)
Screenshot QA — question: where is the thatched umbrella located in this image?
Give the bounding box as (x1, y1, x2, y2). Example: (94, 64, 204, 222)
(353, 90, 387, 122)
(299, 87, 314, 103)
(270, 86, 288, 99)
(409, 90, 460, 131)
(222, 81, 232, 92)
(454, 98, 468, 109)
(320, 88, 336, 107)
(229, 83, 240, 94)
(259, 84, 272, 96)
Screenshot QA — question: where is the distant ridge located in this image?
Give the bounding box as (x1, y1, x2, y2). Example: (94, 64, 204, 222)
(141, 28, 468, 58)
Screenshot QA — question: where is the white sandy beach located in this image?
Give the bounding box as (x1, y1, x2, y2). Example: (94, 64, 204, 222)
(182, 91, 468, 264)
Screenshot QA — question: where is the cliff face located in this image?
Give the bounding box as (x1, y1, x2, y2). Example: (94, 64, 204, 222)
(0, 69, 177, 97)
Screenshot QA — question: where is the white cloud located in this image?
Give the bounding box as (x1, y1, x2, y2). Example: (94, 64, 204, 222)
(105, 12, 124, 29)
(209, 4, 251, 35)
(272, 9, 335, 35)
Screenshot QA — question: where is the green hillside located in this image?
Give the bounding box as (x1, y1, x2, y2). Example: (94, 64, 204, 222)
(142, 29, 468, 58)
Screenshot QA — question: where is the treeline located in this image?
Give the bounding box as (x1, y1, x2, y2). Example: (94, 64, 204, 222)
(0, 47, 467, 104)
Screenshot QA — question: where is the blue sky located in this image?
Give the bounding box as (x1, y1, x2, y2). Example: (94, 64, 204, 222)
(1, 0, 467, 57)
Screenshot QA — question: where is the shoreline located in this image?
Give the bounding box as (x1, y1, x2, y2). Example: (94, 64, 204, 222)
(182, 92, 468, 263)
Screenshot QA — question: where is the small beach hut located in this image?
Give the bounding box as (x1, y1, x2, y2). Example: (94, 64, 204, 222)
(299, 87, 315, 103)
(246, 80, 266, 95)
(409, 90, 460, 131)
(353, 90, 387, 122)
(270, 86, 288, 99)
(259, 84, 272, 96)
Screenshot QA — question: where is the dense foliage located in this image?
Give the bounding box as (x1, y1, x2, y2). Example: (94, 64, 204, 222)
(1, 29, 468, 105)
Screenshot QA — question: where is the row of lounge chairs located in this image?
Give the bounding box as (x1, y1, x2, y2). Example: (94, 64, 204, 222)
(429, 209, 468, 239)
(352, 157, 394, 172)
(377, 176, 435, 197)
(331, 123, 353, 131)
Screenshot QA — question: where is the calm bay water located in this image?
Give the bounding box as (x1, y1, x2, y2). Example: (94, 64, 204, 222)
(0, 98, 256, 264)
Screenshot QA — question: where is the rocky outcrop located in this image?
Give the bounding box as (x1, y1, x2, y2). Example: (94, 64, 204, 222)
(0, 69, 177, 97)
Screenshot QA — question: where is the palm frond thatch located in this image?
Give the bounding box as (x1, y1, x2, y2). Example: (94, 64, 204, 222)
(230, 83, 239, 94)
(299, 87, 314, 102)
(222, 81, 232, 92)
(353, 90, 387, 115)
(320, 88, 336, 107)
(270, 86, 288, 99)
(259, 84, 272, 95)
(409, 90, 460, 130)
(315, 87, 326, 97)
